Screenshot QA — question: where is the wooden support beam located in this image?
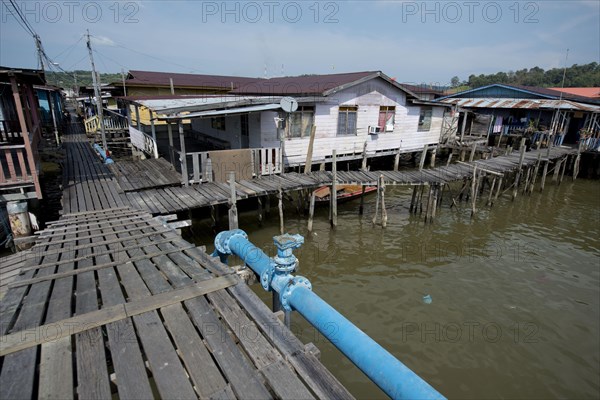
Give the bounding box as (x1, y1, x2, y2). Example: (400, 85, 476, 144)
(494, 176, 504, 202)
(380, 176, 387, 228)
(228, 171, 238, 230)
(522, 167, 531, 195)
(559, 155, 567, 184)
(470, 166, 478, 217)
(419, 146, 428, 171)
(446, 152, 453, 167)
(529, 153, 542, 193)
(361, 141, 368, 171)
(307, 191, 316, 232)
(372, 177, 381, 225)
(409, 185, 418, 214)
(469, 142, 477, 162)
(393, 149, 400, 171)
(540, 160, 549, 191)
(330, 150, 337, 228)
(430, 148, 437, 168)
(278, 188, 284, 235)
(487, 177, 497, 207)
(359, 185, 366, 215)
(304, 125, 316, 174)
(178, 122, 188, 186)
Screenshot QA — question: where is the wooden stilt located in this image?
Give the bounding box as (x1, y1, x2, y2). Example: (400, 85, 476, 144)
(552, 158, 562, 183)
(319, 162, 325, 171)
(380, 176, 387, 228)
(470, 166, 478, 217)
(228, 171, 238, 230)
(424, 185, 433, 222)
(529, 153, 542, 193)
(540, 160, 549, 192)
(430, 148, 437, 168)
(278, 188, 284, 234)
(372, 178, 381, 225)
(459, 178, 467, 201)
(330, 150, 338, 228)
(419, 146, 428, 171)
(446, 152, 453, 167)
(522, 167, 531, 195)
(265, 194, 271, 216)
(210, 205, 219, 230)
(459, 147, 466, 162)
(394, 149, 400, 172)
(559, 155, 567, 184)
(257, 196, 264, 226)
(361, 141, 368, 171)
(409, 185, 418, 213)
(469, 142, 477, 162)
(573, 154, 581, 180)
(487, 177, 496, 206)
(359, 185, 366, 215)
(307, 191, 315, 232)
(419, 184, 425, 214)
(430, 184, 439, 223)
(494, 176, 503, 202)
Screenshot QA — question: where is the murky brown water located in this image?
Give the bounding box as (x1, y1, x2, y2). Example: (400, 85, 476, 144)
(191, 178, 600, 399)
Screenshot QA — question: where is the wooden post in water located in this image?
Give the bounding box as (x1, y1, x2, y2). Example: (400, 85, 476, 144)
(372, 178, 381, 225)
(167, 122, 174, 164)
(522, 167, 531, 195)
(446, 152, 453, 167)
(430, 184, 439, 223)
(559, 155, 567, 184)
(278, 188, 284, 234)
(487, 177, 497, 206)
(494, 176, 503, 203)
(409, 185, 418, 213)
(529, 153, 542, 194)
(419, 184, 425, 214)
(257, 196, 264, 226)
(512, 138, 526, 200)
(228, 172, 238, 230)
(380, 175, 387, 228)
(540, 160, 549, 192)
(359, 185, 366, 215)
(573, 144, 581, 180)
(553, 158, 562, 183)
(470, 166, 478, 217)
(469, 142, 477, 162)
(330, 150, 338, 228)
(307, 191, 316, 232)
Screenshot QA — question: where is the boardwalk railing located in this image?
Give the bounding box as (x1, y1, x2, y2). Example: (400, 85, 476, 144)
(84, 109, 129, 135)
(129, 126, 159, 159)
(0, 144, 37, 191)
(183, 147, 282, 183)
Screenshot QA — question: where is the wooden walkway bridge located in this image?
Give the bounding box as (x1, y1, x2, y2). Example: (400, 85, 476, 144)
(60, 132, 578, 217)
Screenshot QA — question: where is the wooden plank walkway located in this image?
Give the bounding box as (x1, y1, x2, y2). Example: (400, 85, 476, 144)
(0, 250, 30, 301)
(0, 207, 353, 399)
(61, 131, 576, 218)
(109, 157, 182, 192)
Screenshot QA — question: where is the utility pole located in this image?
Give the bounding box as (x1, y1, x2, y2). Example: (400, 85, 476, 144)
(86, 29, 108, 153)
(34, 35, 44, 72)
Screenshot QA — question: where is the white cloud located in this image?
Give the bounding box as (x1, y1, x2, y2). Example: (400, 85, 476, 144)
(91, 35, 115, 47)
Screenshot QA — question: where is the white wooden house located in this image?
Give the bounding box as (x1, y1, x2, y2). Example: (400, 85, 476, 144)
(124, 71, 449, 182)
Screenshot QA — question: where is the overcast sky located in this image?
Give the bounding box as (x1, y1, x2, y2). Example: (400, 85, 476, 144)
(1, 0, 598, 86)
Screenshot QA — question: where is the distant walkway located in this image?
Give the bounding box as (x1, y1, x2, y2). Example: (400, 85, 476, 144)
(60, 130, 576, 216)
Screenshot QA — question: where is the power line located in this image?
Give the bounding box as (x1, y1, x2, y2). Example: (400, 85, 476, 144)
(52, 35, 85, 62)
(6, 0, 36, 37)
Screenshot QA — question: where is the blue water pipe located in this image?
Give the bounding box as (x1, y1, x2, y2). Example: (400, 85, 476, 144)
(93, 143, 114, 164)
(213, 229, 445, 400)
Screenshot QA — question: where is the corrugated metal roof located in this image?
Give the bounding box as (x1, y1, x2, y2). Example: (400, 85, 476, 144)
(159, 103, 282, 120)
(549, 87, 600, 99)
(440, 97, 600, 112)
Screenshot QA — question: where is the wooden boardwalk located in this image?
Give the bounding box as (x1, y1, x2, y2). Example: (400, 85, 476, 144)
(0, 250, 29, 301)
(0, 206, 353, 399)
(61, 132, 577, 216)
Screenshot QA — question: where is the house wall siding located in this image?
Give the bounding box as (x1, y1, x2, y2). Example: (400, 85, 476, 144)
(259, 78, 445, 165)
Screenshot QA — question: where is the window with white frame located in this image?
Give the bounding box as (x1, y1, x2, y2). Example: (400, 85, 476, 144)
(337, 106, 357, 136)
(379, 106, 396, 132)
(418, 107, 432, 132)
(288, 106, 314, 138)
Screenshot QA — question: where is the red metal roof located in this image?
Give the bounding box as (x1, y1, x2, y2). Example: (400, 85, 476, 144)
(230, 71, 378, 95)
(126, 70, 261, 89)
(549, 87, 600, 98)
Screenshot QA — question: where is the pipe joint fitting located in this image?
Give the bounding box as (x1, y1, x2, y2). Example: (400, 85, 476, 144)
(280, 276, 312, 312)
(214, 229, 248, 255)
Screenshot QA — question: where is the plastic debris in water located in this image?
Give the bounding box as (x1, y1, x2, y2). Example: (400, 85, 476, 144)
(422, 294, 432, 304)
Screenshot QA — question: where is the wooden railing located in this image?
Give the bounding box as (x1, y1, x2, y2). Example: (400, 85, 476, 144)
(182, 147, 282, 184)
(0, 130, 23, 143)
(0, 144, 35, 187)
(84, 109, 129, 134)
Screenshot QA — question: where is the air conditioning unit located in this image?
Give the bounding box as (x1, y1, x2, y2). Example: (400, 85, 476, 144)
(368, 126, 382, 135)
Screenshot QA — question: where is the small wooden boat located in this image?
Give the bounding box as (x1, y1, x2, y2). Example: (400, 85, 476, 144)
(313, 184, 377, 203)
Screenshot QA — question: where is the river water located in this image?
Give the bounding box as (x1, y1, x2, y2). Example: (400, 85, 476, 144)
(191, 178, 600, 399)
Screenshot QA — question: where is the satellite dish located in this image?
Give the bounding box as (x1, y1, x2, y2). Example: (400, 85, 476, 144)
(280, 97, 298, 113)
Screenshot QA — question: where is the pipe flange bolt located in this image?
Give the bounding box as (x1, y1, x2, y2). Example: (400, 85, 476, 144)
(280, 276, 312, 312)
(214, 229, 248, 255)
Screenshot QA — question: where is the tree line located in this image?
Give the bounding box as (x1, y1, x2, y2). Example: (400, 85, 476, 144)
(450, 62, 600, 89)
(45, 70, 123, 89)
